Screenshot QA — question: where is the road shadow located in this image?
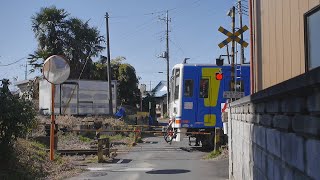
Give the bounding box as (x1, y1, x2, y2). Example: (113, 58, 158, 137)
(146, 169, 190, 174)
(85, 172, 108, 177)
(179, 146, 211, 153)
(140, 141, 159, 144)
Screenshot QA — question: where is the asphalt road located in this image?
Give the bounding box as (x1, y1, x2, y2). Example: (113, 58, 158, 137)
(69, 136, 229, 180)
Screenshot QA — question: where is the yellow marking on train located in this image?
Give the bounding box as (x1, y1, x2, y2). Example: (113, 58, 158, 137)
(204, 114, 216, 126)
(202, 68, 221, 107)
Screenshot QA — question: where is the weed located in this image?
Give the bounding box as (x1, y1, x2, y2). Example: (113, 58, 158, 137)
(30, 141, 46, 149)
(100, 134, 125, 141)
(206, 149, 222, 159)
(84, 155, 98, 163)
(79, 136, 92, 142)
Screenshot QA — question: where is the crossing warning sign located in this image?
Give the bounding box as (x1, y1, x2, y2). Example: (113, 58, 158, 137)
(218, 25, 249, 48)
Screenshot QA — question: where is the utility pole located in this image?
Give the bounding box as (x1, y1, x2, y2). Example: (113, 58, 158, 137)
(20, 61, 28, 80)
(165, 10, 170, 116)
(226, 44, 231, 64)
(105, 12, 113, 115)
(149, 81, 152, 92)
(159, 10, 170, 115)
(231, 6, 236, 92)
(25, 61, 27, 80)
(238, 0, 245, 64)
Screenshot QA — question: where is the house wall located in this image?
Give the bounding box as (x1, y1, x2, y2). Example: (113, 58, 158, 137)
(228, 67, 320, 180)
(253, 0, 320, 92)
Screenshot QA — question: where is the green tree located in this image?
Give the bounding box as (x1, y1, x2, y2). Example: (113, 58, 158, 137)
(117, 63, 140, 106)
(29, 6, 104, 79)
(91, 56, 140, 106)
(0, 79, 36, 150)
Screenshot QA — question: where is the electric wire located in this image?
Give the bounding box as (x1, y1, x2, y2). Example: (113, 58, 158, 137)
(0, 57, 27, 67)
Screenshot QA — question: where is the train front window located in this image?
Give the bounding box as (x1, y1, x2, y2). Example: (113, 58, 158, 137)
(174, 69, 180, 100)
(199, 79, 209, 98)
(184, 79, 193, 97)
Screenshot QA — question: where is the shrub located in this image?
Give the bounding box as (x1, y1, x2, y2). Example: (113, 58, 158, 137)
(0, 79, 37, 151)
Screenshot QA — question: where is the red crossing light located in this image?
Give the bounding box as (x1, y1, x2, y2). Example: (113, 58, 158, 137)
(216, 73, 223, 80)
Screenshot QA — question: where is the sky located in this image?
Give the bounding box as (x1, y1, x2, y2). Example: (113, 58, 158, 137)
(0, 0, 249, 91)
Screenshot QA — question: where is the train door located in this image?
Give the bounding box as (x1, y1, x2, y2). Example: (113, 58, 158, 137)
(197, 76, 212, 125)
(181, 67, 196, 125)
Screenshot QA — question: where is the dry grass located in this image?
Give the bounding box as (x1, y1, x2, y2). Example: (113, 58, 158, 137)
(58, 132, 93, 150)
(0, 115, 142, 179)
(0, 139, 82, 180)
(37, 115, 127, 129)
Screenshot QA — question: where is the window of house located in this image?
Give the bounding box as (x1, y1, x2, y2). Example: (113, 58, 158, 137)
(305, 5, 320, 70)
(184, 79, 194, 97)
(199, 79, 209, 98)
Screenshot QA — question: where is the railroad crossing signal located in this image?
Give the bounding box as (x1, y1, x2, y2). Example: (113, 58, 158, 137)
(218, 25, 249, 48)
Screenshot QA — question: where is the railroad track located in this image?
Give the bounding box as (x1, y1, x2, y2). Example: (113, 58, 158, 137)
(56, 147, 189, 156)
(56, 148, 118, 156)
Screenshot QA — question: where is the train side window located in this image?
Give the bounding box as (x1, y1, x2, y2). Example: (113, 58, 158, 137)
(174, 69, 180, 100)
(199, 79, 209, 98)
(184, 79, 194, 97)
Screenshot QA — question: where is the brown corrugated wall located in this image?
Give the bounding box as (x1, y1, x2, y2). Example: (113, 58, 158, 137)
(252, 0, 320, 92)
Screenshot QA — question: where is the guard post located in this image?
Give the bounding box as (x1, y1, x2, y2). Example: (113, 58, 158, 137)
(214, 128, 222, 152)
(98, 137, 110, 163)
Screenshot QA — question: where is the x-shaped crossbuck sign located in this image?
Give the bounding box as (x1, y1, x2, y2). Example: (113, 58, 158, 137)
(218, 25, 249, 48)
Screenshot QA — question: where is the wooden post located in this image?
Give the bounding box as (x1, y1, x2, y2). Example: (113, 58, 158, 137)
(98, 138, 103, 163)
(134, 127, 137, 143)
(137, 127, 141, 142)
(214, 128, 221, 152)
(105, 138, 110, 158)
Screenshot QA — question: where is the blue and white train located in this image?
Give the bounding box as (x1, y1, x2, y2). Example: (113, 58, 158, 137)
(168, 62, 250, 148)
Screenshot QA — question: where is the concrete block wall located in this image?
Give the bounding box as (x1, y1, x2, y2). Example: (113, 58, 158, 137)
(228, 67, 320, 180)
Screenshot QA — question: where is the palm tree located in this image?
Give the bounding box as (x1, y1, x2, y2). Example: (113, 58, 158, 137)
(29, 6, 105, 79)
(29, 6, 68, 69)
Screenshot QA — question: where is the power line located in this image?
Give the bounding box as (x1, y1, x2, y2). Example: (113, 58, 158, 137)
(108, 10, 167, 19)
(0, 57, 27, 67)
(116, 15, 159, 40)
(169, 37, 185, 56)
(169, 0, 202, 16)
(108, 0, 201, 20)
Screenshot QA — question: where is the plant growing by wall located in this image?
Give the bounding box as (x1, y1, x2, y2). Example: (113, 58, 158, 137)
(0, 79, 37, 151)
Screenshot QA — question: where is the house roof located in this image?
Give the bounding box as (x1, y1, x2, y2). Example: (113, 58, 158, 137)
(152, 81, 167, 98)
(14, 79, 32, 86)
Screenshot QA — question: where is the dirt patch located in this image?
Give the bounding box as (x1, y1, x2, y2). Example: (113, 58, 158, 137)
(216, 147, 229, 160)
(58, 132, 93, 150)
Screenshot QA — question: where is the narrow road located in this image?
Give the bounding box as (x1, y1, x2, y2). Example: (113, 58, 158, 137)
(69, 136, 228, 180)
